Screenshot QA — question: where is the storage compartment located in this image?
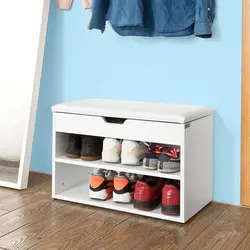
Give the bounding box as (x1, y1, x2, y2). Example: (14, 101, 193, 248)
(54, 132, 181, 179)
(54, 113, 184, 146)
(54, 163, 182, 222)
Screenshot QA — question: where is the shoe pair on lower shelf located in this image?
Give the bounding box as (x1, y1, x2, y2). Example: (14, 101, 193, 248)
(134, 177, 180, 215)
(89, 169, 136, 203)
(89, 169, 180, 215)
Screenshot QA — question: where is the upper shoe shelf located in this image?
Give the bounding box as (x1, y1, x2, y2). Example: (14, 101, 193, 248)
(52, 99, 213, 124)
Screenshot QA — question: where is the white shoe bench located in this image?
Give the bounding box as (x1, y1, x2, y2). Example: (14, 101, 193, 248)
(52, 99, 213, 223)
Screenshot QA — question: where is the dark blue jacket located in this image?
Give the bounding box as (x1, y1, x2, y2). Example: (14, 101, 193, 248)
(89, 0, 215, 38)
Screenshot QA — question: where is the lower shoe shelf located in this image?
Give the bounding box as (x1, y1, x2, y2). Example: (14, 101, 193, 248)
(53, 183, 183, 223)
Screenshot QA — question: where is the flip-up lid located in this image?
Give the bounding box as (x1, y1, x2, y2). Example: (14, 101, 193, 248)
(52, 99, 213, 124)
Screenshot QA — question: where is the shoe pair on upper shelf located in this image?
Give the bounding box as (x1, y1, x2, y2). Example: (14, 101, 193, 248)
(65, 134, 180, 173)
(143, 144, 180, 173)
(66, 134, 103, 161)
(65, 135, 147, 165)
(103, 139, 181, 173)
(102, 138, 147, 165)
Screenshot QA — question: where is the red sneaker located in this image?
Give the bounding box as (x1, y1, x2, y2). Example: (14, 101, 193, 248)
(133, 177, 165, 211)
(161, 180, 180, 215)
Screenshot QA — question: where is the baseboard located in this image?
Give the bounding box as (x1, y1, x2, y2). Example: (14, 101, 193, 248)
(212, 200, 249, 208)
(30, 170, 51, 176)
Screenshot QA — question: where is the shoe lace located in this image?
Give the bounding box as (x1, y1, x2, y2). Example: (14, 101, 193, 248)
(165, 147, 180, 159)
(142, 142, 153, 150)
(144, 142, 180, 159)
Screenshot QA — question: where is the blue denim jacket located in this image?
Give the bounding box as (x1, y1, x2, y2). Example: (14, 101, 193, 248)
(89, 0, 215, 38)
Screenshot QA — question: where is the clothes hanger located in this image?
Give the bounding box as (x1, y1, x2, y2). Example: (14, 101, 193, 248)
(56, 0, 92, 10)
(56, 0, 72, 10)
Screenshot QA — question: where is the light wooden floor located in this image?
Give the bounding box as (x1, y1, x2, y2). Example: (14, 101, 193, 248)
(0, 172, 250, 250)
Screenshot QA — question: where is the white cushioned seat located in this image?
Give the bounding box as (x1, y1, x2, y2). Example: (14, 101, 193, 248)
(52, 99, 213, 124)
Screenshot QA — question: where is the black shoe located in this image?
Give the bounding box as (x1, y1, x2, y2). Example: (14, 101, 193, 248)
(66, 134, 82, 158)
(81, 135, 103, 161)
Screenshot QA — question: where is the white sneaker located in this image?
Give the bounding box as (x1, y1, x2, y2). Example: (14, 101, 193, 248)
(121, 140, 148, 165)
(102, 138, 122, 163)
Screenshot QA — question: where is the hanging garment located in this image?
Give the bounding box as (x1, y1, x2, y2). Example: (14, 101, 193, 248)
(57, 0, 92, 10)
(89, 0, 215, 38)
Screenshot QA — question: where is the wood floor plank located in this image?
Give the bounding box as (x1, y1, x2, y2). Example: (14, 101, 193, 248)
(0, 210, 8, 216)
(0, 204, 97, 250)
(28, 209, 129, 250)
(81, 215, 165, 250)
(214, 205, 250, 233)
(1, 173, 250, 250)
(237, 234, 250, 249)
(90, 208, 130, 225)
(185, 205, 250, 249)
(0, 172, 49, 201)
(0, 180, 51, 211)
(0, 191, 49, 212)
(135, 202, 228, 250)
(0, 198, 64, 238)
(0, 188, 15, 199)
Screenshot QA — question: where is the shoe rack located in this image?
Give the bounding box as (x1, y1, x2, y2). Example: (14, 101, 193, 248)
(52, 99, 213, 223)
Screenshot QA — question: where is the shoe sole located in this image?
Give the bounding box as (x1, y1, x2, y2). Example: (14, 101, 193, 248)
(113, 192, 132, 203)
(102, 152, 121, 163)
(158, 161, 180, 173)
(158, 168, 180, 173)
(81, 156, 101, 161)
(143, 158, 158, 170)
(66, 154, 81, 159)
(89, 189, 112, 200)
(133, 196, 161, 211)
(121, 154, 143, 166)
(161, 204, 180, 215)
(143, 164, 158, 170)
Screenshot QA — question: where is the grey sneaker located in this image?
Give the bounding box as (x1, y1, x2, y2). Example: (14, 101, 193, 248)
(158, 148, 180, 173)
(143, 152, 159, 170)
(66, 134, 82, 158)
(81, 135, 103, 161)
